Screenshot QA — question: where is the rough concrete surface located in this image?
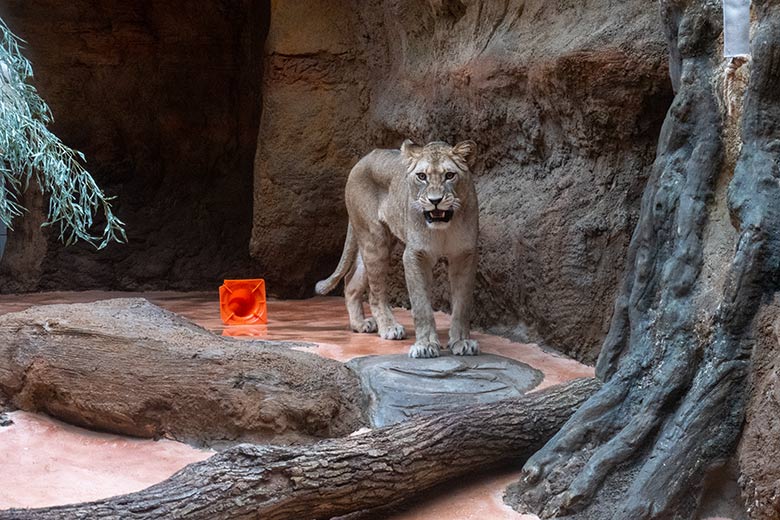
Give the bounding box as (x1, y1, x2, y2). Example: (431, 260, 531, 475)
(251, 0, 673, 363)
(0, 411, 213, 510)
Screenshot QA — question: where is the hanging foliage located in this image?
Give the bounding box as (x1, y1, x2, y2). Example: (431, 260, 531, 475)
(0, 18, 125, 249)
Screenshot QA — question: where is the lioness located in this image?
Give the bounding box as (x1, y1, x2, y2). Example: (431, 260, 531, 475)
(316, 139, 479, 358)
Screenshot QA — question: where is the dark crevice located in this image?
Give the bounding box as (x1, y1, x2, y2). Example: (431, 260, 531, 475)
(0, 0, 270, 293)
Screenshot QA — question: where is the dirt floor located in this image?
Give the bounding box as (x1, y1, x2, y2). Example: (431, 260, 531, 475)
(0, 292, 727, 519)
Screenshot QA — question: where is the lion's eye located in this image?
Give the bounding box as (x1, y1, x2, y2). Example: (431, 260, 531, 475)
(445, 171, 456, 180)
(416, 172, 427, 182)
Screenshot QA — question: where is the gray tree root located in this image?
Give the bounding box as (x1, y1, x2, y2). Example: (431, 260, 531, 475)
(2, 378, 600, 520)
(0, 298, 365, 447)
(507, 1, 780, 519)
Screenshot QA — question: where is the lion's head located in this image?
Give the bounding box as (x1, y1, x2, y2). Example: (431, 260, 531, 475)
(401, 139, 477, 229)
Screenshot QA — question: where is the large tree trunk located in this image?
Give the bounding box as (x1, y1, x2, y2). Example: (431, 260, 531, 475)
(0, 298, 365, 447)
(2, 377, 599, 520)
(507, 1, 780, 519)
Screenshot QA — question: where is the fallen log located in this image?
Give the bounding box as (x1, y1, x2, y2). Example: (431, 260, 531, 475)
(0, 298, 365, 446)
(4, 377, 599, 520)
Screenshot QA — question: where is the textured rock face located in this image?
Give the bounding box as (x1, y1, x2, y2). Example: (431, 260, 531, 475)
(0, 0, 268, 292)
(251, 0, 673, 363)
(739, 300, 780, 520)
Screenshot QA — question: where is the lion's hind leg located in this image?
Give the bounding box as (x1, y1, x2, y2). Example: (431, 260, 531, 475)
(344, 253, 377, 333)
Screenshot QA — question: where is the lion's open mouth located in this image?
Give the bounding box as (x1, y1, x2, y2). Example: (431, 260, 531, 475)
(424, 209, 453, 224)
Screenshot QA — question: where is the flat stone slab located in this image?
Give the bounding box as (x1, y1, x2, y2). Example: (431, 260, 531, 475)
(347, 353, 543, 427)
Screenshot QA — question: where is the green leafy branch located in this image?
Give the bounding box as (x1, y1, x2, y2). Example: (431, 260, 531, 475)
(0, 18, 125, 249)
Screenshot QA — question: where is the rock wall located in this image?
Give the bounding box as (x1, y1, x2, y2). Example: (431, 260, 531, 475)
(1, 0, 674, 363)
(0, 0, 268, 291)
(251, 0, 673, 362)
(739, 299, 780, 520)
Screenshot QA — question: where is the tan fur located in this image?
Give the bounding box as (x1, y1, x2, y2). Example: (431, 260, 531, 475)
(316, 139, 480, 358)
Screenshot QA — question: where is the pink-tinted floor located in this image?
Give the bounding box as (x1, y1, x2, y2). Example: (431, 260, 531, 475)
(0, 291, 581, 518)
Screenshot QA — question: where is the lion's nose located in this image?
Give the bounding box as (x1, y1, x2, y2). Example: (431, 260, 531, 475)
(428, 196, 443, 207)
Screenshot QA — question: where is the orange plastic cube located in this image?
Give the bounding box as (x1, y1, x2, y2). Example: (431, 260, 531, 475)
(219, 279, 267, 325)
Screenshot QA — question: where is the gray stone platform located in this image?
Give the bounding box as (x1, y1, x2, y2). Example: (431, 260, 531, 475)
(347, 353, 543, 427)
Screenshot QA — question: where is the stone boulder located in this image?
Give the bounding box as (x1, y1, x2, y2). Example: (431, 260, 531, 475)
(348, 353, 542, 427)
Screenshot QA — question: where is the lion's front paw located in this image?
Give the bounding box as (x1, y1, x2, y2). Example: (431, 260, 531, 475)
(450, 339, 479, 356)
(409, 341, 441, 358)
(380, 324, 406, 340)
(353, 318, 378, 334)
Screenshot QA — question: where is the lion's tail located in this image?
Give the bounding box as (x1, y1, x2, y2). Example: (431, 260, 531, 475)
(315, 223, 357, 295)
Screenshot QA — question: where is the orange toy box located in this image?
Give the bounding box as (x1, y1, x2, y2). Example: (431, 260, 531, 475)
(219, 279, 267, 325)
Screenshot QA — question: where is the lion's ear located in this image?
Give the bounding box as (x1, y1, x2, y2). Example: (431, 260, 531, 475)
(452, 140, 477, 167)
(401, 139, 423, 160)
